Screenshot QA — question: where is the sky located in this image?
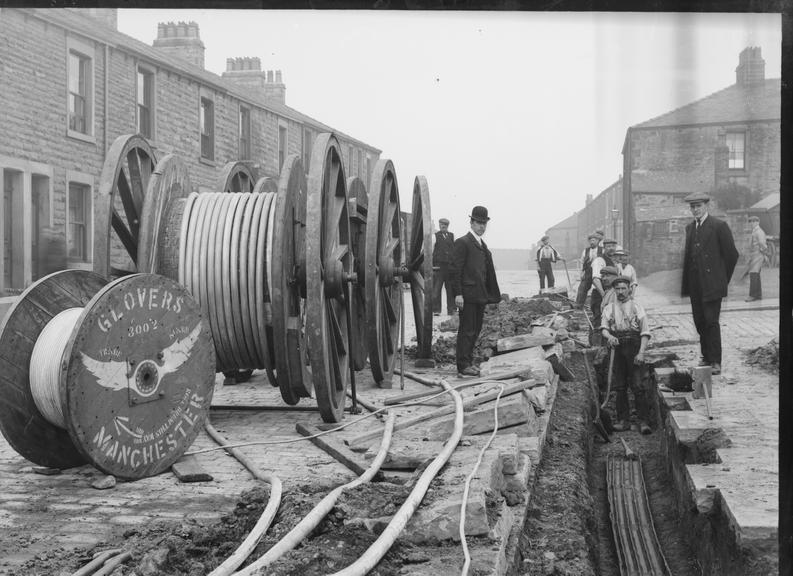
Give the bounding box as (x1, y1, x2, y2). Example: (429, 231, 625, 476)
(117, 10, 782, 249)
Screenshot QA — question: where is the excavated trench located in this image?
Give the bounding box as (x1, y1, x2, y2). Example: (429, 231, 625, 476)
(515, 351, 701, 576)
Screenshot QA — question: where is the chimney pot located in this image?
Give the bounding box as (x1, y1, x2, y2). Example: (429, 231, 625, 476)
(276, 70, 282, 83)
(267, 70, 274, 82)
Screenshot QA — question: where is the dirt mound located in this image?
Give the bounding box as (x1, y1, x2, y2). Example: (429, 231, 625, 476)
(744, 337, 778, 373)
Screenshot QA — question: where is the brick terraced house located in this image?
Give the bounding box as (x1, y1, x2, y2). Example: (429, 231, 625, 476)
(0, 8, 381, 293)
(622, 46, 780, 275)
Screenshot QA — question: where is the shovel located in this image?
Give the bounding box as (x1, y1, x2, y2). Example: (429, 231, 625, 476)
(583, 351, 611, 443)
(561, 258, 574, 294)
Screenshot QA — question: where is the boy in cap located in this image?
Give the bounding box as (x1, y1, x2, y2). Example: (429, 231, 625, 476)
(743, 215, 767, 301)
(576, 232, 604, 307)
(613, 245, 638, 297)
(451, 206, 501, 377)
(681, 192, 738, 375)
(600, 275, 653, 434)
(535, 235, 562, 291)
(432, 218, 456, 315)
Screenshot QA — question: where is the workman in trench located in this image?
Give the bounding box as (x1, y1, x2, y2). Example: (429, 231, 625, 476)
(600, 275, 654, 434)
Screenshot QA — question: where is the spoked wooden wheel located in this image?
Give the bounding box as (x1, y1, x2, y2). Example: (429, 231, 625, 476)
(254, 176, 280, 387)
(409, 176, 435, 359)
(365, 159, 402, 385)
(306, 134, 353, 423)
(271, 155, 311, 405)
(347, 176, 369, 372)
(138, 154, 193, 279)
(94, 134, 157, 279)
(217, 161, 257, 193)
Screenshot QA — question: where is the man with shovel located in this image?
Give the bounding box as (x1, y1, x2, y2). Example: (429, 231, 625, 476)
(600, 276, 653, 434)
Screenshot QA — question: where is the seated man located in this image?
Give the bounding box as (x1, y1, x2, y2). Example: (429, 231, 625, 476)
(600, 275, 653, 434)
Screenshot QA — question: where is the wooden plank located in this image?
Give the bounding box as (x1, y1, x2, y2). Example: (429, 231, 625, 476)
(296, 422, 384, 480)
(496, 332, 556, 353)
(171, 455, 213, 483)
(346, 379, 538, 449)
(420, 395, 531, 440)
(384, 367, 533, 405)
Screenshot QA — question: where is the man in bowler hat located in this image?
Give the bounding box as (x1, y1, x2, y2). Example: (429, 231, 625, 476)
(432, 218, 456, 315)
(681, 192, 738, 375)
(451, 206, 501, 377)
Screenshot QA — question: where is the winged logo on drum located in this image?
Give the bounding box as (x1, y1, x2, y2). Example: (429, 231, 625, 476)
(80, 323, 202, 394)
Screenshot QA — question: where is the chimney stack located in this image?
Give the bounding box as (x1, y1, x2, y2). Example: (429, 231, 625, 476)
(84, 8, 118, 30)
(222, 58, 286, 105)
(153, 21, 206, 69)
(735, 46, 765, 87)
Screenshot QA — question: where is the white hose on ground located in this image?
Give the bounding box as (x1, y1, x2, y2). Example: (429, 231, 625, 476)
(234, 412, 397, 575)
(328, 379, 465, 576)
(205, 421, 283, 576)
(459, 384, 505, 576)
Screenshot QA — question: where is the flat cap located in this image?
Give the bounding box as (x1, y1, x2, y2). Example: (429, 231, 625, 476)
(541, 235, 549, 242)
(614, 245, 628, 256)
(611, 275, 632, 287)
(602, 237, 618, 245)
(588, 232, 600, 240)
(747, 215, 760, 222)
(600, 266, 619, 276)
(595, 230, 605, 238)
(438, 218, 450, 225)
(684, 192, 711, 204)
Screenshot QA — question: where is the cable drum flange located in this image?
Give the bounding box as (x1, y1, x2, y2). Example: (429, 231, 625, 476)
(62, 273, 215, 479)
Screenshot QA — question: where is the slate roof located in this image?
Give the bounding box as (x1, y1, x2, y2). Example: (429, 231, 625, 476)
(634, 78, 780, 129)
(27, 8, 380, 153)
(547, 211, 578, 231)
(747, 193, 780, 211)
(630, 170, 712, 194)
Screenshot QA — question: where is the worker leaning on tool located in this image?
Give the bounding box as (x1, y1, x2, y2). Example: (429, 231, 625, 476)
(600, 276, 653, 435)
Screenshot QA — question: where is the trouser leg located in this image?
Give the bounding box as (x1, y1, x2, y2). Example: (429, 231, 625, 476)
(576, 273, 592, 306)
(547, 267, 555, 288)
(611, 349, 630, 422)
(590, 289, 603, 329)
(750, 272, 762, 299)
(538, 268, 546, 289)
(701, 298, 723, 364)
(443, 268, 456, 314)
(432, 265, 444, 312)
(456, 302, 484, 371)
(631, 363, 653, 426)
(689, 278, 708, 361)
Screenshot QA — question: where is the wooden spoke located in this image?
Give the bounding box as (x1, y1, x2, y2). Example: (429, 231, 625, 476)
(217, 161, 257, 193)
(94, 135, 157, 279)
(306, 133, 352, 423)
(365, 159, 402, 385)
(409, 176, 435, 360)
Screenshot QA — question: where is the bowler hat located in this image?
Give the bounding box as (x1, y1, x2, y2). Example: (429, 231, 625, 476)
(600, 266, 619, 277)
(541, 235, 549, 242)
(612, 275, 631, 287)
(747, 215, 759, 222)
(470, 206, 490, 222)
(595, 230, 605, 238)
(684, 192, 711, 204)
(439, 218, 450, 225)
(602, 237, 617, 245)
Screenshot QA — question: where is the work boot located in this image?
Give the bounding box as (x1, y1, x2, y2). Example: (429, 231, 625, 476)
(639, 422, 652, 435)
(458, 366, 479, 377)
(711, 363, 721, 375)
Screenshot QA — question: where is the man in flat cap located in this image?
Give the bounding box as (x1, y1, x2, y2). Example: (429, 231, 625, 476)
(600, 275, 653, 434)
(613, 245, 639, 297)
(451, 206, 501, 377)
(589, 237, 618, 334)
(535, 235, 562, 291)
(743, 215, 767, 302)
(576, 232, 604, 307)
(681, 192, 738, 375)
(432, 218, 456, 316)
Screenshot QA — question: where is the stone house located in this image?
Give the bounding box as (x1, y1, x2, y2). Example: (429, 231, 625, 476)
(0, 8, 381, 293)
(621, 47, 780, 276)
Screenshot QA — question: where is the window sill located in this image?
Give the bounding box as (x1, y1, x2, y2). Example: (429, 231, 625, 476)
(67, 129, 96, 145)
(199, 157, 216, 168)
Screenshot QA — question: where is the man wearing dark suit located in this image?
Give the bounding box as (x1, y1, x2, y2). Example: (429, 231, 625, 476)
(681, 192, 739, 375)
(451, 206, 501, 377)
(432, 218, 456, 315)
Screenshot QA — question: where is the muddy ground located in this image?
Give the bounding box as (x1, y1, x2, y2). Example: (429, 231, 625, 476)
(516, 351, 700, 576)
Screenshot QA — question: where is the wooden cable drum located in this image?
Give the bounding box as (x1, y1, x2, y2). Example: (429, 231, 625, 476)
(347, 176, 369, 372)
(306, 134, 354, 422)
(216, 161, 257, 193)
(0, 270, 214, 479)
(408, 176, 435, 360)
(365, 159, 403, 386)
(178, 191, 277, 374)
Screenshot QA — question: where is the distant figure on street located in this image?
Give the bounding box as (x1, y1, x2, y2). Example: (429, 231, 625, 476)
(432, 218, 456, 315)
(743, 215, 767, 301)
(613, 246, 638, 297)
(535, 235, 562, 291)
(600, 275, 653, 434)
(681, 192, 739, 376)
(575, 232, 603, 307)
(451, 206, 501, 377)
(589, 238, 618, 330)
